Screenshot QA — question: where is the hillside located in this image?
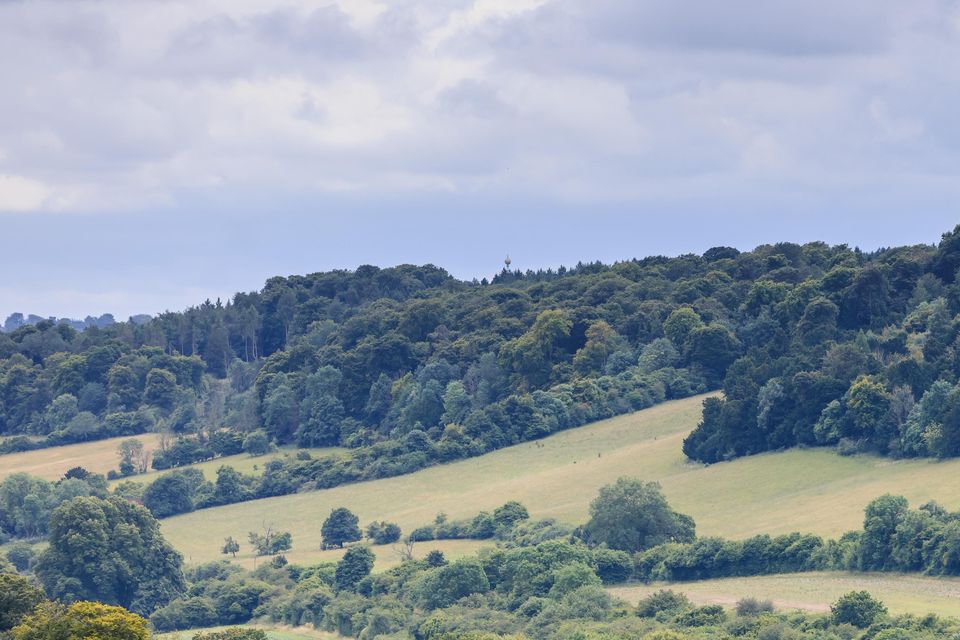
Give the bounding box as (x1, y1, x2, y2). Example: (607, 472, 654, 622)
(160, 393, 960, 570)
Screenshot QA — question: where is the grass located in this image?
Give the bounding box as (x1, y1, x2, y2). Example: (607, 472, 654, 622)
(106, 446, 343, 488)
(0, 433, 340, 485)
(162, 392, 960, 572)
(0, 434, 164, 481)
(156, 623, 339, 639)
(609, 572, 960, 617)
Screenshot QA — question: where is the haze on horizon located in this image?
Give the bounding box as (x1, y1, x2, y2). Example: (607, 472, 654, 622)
(1, 0, 958, 319)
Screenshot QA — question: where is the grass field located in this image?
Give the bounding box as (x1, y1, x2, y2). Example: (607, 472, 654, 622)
(0, 434, 340, 486)
(610, 572, 960, 617)
(105, 446, 343, 488)
(157, 624, 339, 639)
(162, 392, 960, 571)
(0, 434, 164, 481)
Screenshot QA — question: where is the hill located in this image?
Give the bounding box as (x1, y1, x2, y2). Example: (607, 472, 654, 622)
(160, 393, 960, 570)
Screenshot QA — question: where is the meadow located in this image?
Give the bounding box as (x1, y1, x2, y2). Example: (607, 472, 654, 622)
(161, 392, 960, 571)
(0, 435, 340, 485)
(610, 572, 960, 617)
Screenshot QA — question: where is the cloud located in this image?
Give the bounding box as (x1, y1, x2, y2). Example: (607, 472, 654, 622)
(0, 0, 957, 211)
(0, 174, 48, 211)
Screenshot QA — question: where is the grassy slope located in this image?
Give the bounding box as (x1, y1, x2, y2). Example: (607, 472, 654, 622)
(0, 435, 340, 485)
(610, 572, 960, 617)
(162, 392, 960, 573)
(0, 434, 164, 480)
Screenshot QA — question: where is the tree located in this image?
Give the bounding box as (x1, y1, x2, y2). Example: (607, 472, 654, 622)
(0, 573, 45, 634)
(221, 537, 240, 558)
(297, 366, 345, 447)
(663, 307, 703, 349)
(142, 471, 199, 518)
(242, 430, 272, 456)
(366, 521, 402, 545)
(247, 523, 292, 556)
(117, 439, 149, 476)
(334, 546, 375, 591)
(322, 507, 362, 549)
(413, 558, 490, 609)
(213, 466, 247, 505)
(492, 501, 529, 530)
(35, 496, 185, 615)
(580, 478, 695, 553)
(144, 369, 177, 410)
(12, 601, 149, 640)
(860, 495, 909, 570)
(831, 591, 887, 628)
(262, 375, 298, 443)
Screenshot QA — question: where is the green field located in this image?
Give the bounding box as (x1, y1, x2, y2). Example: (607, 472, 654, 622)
(610, 572, 960, 617)
(162, 392, 960, 572)
(0, 434, 340, 486)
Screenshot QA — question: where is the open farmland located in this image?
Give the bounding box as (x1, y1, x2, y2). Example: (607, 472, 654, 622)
(161, 392, 960, 570)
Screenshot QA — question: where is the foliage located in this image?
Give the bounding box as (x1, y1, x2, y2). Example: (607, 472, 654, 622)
(831, 591, 888, 628)
(0, 573, 45, 633)
(34, 496, 185, 615)
(580, 478, 694, 552)
(11, 601, 149, 640)
(322, 507, 362, 549)
(334, 546, 375, 591)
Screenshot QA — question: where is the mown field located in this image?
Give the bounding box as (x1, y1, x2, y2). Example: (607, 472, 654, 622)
(0, 434, 165, 480)
(161, 391, 960, 573)
(0, 435, 340, 485)
(610, 572, 960, 617)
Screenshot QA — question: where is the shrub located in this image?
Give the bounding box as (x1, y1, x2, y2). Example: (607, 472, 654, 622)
(636, 590, 691, 618)
(676, 604, 727, 626)
(736, 597, 775, 616)
(831, 591, 887, 628)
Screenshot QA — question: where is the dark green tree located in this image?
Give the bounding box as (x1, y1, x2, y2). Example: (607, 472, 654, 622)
(334, 546, 375, 591)
(581, 478, 695, 553)
(322, 507, 362, 549)
(35, 496, 185, 615)
(0, 573, 45, 634)
(831, 591, 887, 628)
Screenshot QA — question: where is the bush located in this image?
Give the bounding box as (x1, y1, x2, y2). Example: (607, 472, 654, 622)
(676, 604, 727, 626)
(831, 591, 887, 628)
(367, 521, 402, 545)
(5, 543, 35, 572)
(736, 597, 774, 616)
(636, 590, 691, 618)
(242, 431, 273, 456)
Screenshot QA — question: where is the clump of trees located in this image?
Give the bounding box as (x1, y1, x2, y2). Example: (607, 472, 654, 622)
(34, 495, 185, 615)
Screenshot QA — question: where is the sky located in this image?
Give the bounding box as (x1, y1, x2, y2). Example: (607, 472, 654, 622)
(1, 0, 959, 319)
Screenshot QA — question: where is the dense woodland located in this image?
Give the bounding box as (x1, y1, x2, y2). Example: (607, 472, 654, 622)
(5, 225, 960, 472)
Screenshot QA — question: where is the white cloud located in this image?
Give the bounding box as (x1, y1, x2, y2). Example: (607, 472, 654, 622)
(0, 174, 49, 211)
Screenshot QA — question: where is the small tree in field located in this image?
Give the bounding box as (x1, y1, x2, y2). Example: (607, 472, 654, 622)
(322, 507, 362, 549)
(221, 536, 240, 558)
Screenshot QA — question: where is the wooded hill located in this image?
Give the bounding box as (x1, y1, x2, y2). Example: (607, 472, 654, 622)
(3, 225, 960, 469)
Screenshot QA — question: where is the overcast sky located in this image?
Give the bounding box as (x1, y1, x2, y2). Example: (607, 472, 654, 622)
(1, 0, 959, 319)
